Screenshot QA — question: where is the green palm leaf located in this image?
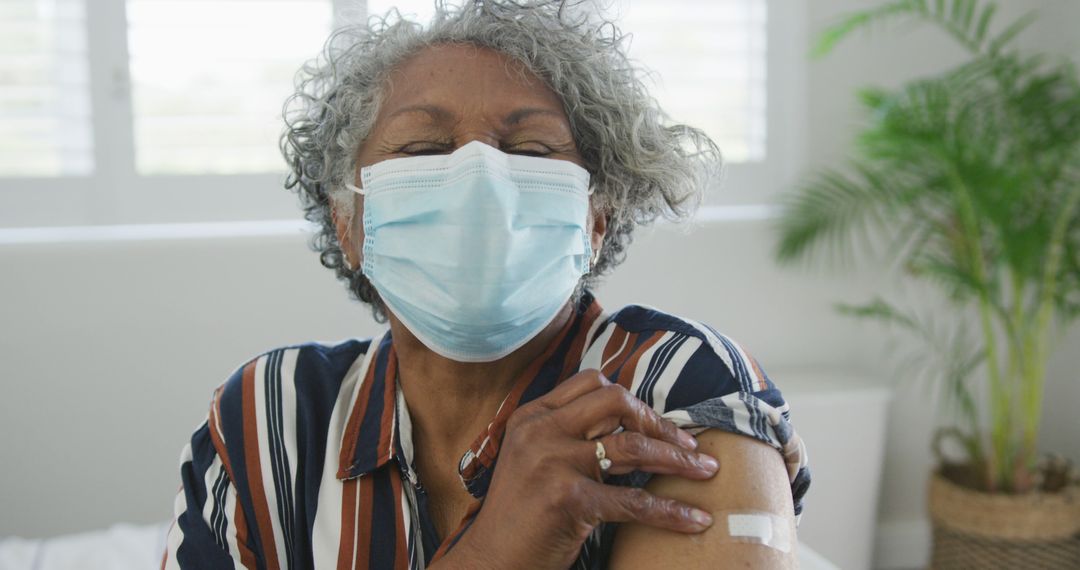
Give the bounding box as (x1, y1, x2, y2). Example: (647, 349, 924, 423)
(774, 165, 899, 267)
(812, 0, 1024, 58)
(781, 0, 1080, 491)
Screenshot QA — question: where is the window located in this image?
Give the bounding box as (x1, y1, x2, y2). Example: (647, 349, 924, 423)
(0, 0, 802, 230)
(606, 0, 805, 207)
(0, 0, 93, 177)
(612, 0, 767, 163)
(127, 0, 331, 175)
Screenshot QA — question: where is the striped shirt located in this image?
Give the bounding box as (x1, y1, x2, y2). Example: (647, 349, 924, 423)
(162, 290, 810, 569)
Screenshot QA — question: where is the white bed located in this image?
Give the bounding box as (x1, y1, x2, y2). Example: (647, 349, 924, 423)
(0, 520, 839, 569)
(0, 521, 169, 570)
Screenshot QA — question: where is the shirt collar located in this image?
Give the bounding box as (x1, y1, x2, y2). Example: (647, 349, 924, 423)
(336, 330, 399, 480)
(336, 290, 606, 488)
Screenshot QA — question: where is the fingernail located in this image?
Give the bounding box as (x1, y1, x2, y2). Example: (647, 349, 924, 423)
(698, 454, 719, 473)
(690, 509, 713, 527)
(679, 430, 698, 450)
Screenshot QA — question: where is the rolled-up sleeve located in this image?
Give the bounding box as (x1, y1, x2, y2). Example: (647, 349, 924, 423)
(660, 333, 811, 518)
(162, 394, 260, 569)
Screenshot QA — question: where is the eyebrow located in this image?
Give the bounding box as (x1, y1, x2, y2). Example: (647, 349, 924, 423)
(503, 107, 565, 126)
(384, 104, 455, 123)
(383, 104, 565, 127)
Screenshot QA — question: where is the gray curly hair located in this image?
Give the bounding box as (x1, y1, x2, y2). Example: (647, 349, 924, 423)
(281, 0, 721, 322)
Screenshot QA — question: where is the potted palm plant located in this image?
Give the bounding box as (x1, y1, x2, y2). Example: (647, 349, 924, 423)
(774, 0, 1080, 566)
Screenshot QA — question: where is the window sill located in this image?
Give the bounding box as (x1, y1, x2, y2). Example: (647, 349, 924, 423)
(0, 205, 777, 246)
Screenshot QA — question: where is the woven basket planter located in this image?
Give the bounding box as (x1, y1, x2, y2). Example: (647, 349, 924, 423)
(928, 470, 1080, 569)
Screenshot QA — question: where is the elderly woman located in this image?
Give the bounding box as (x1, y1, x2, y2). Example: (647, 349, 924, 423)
(163, 1, 809, 569)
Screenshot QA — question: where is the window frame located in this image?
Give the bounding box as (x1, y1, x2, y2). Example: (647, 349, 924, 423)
(717, 0, 806, 207)
(0, 0, 804, 230)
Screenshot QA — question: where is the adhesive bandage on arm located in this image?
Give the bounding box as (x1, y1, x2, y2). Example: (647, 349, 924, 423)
(714, 510, 793, 553)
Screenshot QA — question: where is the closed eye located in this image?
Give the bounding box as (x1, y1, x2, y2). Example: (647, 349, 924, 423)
(396, 142, 452, 156)
(502, 142, 554, 157)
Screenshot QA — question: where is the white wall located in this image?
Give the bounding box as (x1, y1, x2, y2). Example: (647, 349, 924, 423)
(803, 0, 1080, 566)
(2, 1, 1080, 569)
(0, 219, 893, 540)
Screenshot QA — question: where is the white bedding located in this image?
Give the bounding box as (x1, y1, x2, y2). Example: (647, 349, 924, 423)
(0, 521, 169, 570)
(0, 521, 838, 570)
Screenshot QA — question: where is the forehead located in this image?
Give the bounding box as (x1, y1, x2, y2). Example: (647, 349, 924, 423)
(377, 43, 567, 118)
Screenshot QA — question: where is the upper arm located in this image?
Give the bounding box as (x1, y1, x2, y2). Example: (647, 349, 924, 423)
(163, 419, 259, 569)
(163, 370, 262, 570)
(607, 429, 798, 569)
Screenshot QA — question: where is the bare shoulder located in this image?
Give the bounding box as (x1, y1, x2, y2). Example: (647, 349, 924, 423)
(608, 429, 798, 569)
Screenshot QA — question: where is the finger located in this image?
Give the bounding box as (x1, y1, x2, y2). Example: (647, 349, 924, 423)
(582, 479, 713, 534)
(555, 383, 696, 449)
(533, 368, 611, 410)
(595, 432, 718, 479)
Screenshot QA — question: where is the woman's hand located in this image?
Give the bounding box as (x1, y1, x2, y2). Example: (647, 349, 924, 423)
(437, 369, 720, 570)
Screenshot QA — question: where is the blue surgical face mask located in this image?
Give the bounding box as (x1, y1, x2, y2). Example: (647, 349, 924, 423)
(346, 141, 593, 363)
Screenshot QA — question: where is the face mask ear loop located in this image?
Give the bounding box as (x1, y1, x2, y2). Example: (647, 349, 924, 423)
(341, 220, 357, 272)
(340, 181, 366, 271)
(586, 187, 600, 273)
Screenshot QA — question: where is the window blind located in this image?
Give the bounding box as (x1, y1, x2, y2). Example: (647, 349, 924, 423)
(612, 0, 767, 163)
(367, 0, 435, 21)
(0, 0, 93, 177)
(126, 0, 332, 175)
